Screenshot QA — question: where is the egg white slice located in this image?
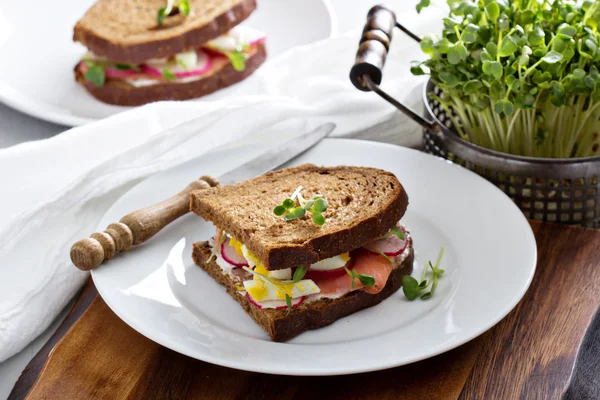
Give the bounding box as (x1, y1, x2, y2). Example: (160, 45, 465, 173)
(309, 254, 350, 271)
(243, 279, 320, 302)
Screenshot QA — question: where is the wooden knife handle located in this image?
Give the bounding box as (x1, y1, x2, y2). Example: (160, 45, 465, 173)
(70, 175, 220, 271)
(349, 5, 397, 91)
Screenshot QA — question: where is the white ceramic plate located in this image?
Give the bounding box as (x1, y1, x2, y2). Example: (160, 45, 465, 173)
(0, 0, 334, 126)
(92, 138, 536, 376)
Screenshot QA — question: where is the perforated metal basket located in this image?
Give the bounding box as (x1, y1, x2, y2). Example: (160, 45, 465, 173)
(423, 81, 600, 227)
(350, 5, 600, 228)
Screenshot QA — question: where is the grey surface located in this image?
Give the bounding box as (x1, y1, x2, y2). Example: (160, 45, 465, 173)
(0, 103, 67, 149)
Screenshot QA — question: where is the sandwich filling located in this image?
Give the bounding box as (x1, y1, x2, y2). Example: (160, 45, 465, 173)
(211, 223, 412, 310)
(77, 26, 266, 88)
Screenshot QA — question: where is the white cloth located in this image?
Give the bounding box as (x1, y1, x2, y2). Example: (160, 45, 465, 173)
(0, 9, 443, 362)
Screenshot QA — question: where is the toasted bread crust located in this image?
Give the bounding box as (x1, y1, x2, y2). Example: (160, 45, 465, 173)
(190, 164, 409, 271)
(73, 0, 257, 64)
(75, 43, 266, 106)
(192, 240, 414, 342)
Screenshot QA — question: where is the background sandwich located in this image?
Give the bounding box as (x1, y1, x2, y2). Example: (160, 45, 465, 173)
(73, 0, 266, 106)
(191, 164, 414, 341)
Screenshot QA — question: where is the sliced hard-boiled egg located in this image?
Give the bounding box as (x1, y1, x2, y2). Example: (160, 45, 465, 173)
(243, 279, 320, 302)
(309, 253, 351, 271)
(206, 35, 238, 52)
(269, 268, 292, 280)
(205, 26, 266, 53)
(175, 50, 198, 70)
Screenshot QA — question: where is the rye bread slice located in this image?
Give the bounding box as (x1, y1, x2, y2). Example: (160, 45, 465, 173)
(75, 42, 266, 106)
(73, 0, 257, 64)
(192, 239, 414, 342)
(190, 164, 409, 271)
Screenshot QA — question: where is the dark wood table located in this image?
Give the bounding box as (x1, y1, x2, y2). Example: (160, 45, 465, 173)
(8, 221, 600, 399)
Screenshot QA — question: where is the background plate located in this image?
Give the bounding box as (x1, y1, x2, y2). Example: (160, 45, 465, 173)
(92, 138, 536, 376)
(0, 0, 334, 126)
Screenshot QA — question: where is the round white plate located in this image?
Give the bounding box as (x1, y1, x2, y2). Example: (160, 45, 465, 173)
(92, 139, 536, 376)
(0, 0, 334, 126)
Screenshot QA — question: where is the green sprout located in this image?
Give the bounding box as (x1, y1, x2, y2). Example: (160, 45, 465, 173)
(402, 247, 445, 301)
(292, 266, 307, 282)
(157, 0, 191, 25)
(84, 63, 105, 87)
(227, 48, 248, 72)
(273, 186, 327, 226)
(343, 266, 375, 289)
(413, 0, 600, 158)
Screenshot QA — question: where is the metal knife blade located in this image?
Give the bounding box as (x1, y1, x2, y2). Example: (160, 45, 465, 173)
(218, 122, 335, 185)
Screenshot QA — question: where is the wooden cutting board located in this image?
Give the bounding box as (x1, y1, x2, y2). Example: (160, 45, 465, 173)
(9, 221, 600, 399)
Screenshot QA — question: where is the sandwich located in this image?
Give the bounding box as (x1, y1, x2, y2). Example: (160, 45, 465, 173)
(190, 164, 414, 342)
(73, 0, 266, 106)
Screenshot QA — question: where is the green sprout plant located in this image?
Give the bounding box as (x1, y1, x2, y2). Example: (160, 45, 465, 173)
(413, 0, 600, 158)
(402, 247, 445, 300)
(273, 186, 327, 226)
(158, 0, 190, 25)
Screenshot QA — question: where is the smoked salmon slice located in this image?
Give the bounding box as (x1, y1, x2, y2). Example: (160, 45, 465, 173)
(313, 250, 393, 296)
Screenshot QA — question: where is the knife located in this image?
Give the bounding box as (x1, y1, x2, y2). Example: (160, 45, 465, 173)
(70, 123, 335, 271)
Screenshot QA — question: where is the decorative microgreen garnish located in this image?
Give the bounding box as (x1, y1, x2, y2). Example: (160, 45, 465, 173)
(388, 226, 405, 241)
(358, 274, 376, 287)
(402, 247, 445, 301)
(83, 62, 105, 87)
(162, 67, 176, 80)
(157, 0, 190, 25)
(285, 294, 293, 315)
(179, 0, 190, 15)
(293, 266, 307, 283)
(343, 266, 375, 289)
(177, 59, 187, 69)
(207, 232, 227, 263)
(274, 186, 327, 226)
(227, 47, 249, 72)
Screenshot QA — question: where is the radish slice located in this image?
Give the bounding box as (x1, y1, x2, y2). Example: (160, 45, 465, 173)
(304, 255, 355, 280)
(246, 293, 304, 309)
(79, 62, 142, 78)
(141, 50, 213, 79)
(220, 237, 248, 267)
(364, 229, 407, 256)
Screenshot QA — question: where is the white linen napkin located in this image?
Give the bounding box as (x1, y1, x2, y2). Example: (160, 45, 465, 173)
(0, 7, 444, 362)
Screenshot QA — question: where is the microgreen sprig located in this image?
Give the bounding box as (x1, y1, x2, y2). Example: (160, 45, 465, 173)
(206, 232, 227, 264)
(274, 186, 327, 226)
(227, 47, 249, 72)
(157, 0, 191, 25)
(162, 67, 176, 81)
(285, 294, 293, 315)
(83, 61, 105, 87)
(293, 265, 308, 282)
(387, 226, 405, 241)
(343, 266, 376, 289)
(402, 247, 445, 301)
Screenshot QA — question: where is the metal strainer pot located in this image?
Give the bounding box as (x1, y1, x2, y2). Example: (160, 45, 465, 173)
(350, 5, 600, 228)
